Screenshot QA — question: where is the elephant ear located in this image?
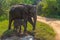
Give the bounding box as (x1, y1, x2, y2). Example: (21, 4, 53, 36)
(25, 5, 37, 15)
(30, 5, 37, 13)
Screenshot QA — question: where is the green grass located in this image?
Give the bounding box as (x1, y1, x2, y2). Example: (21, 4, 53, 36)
(34, 22, 56, 40)
(0, 20, 56, 40)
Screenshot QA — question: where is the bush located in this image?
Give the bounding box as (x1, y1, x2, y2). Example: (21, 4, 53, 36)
(37, 0, 60, 19)
(0, 0, 34, 20)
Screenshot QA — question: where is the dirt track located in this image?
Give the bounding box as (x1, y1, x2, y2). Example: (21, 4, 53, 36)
(37, 16, 60, 40)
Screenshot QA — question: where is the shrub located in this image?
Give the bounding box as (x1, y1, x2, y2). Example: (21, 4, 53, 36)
(37, 0, 60, 19)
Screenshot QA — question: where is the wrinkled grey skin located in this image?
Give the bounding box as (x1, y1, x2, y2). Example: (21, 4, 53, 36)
(8, 4, 37, 32)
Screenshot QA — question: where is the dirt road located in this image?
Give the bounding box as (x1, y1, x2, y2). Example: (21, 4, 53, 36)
(37, 16, 60, 40)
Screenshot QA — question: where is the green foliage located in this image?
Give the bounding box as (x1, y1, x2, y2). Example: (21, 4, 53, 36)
(0, 20, 8, 36)
(0, 0, 34, 20)
(0, 20, 55, 40)
(0, 0, 41, 20)
(37, 0, 60, 19)
(0, 0, 56, 40)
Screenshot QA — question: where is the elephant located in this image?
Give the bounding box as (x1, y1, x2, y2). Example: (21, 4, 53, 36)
(8, 4, 37, 32)
(14, 19, 26, 33)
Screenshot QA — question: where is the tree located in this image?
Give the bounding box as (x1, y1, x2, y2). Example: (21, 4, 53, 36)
(37, 0, 60, 18)
(0, 0, 33, 20)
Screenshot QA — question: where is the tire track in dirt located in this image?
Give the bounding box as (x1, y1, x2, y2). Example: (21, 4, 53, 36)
(37, 16, 60, 40)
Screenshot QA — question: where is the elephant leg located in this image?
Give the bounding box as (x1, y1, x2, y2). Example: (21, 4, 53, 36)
(8, 18, 12, 30)
(23, 19, 27, 33)
(14, 26, 17, 32)
(28, 16, 37, 31)
(28, 17, 36, 30)
(19, 25, 21, 33)
(33, 14, 37, 30)
(33, 17, 37, 30)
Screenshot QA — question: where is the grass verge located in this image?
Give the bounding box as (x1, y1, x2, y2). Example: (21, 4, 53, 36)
(0, 20, 56, 40)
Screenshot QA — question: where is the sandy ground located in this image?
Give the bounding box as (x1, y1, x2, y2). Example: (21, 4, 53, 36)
(37, 16, 60, 40)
